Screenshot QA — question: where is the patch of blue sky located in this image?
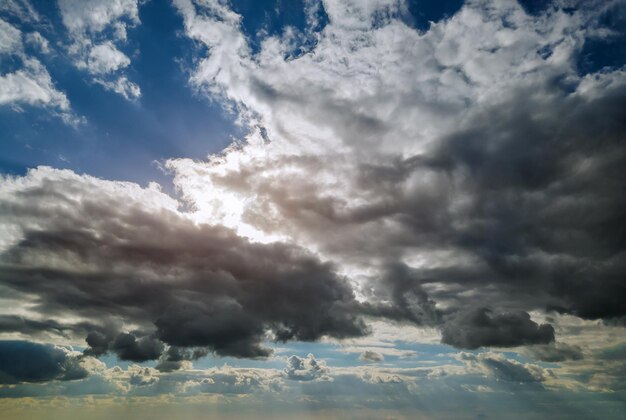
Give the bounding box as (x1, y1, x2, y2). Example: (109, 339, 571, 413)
(0, 0, 242, 187)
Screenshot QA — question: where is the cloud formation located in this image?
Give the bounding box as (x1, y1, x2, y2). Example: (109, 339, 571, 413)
(0, 167, 367, 360)
(0, 340, 87, 384)
(58, 0, 141, 99)
(0, 16, 77, 123)
(0, 0, 625, 373)
(165, 0, 626, 348)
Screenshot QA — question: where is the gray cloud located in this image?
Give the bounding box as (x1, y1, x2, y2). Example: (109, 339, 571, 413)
(523, 342, 584, 363)
(166, 0, 626, 355)
(441, 308, 555, 349)
(359, 350, 385, 363)
(457, 352, 551, 383)
(0, 168, 368, 360)
(0, 340, 87, 384)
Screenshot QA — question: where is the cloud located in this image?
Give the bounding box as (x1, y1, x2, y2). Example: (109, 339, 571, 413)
(0, 58, 70, 110)
(155, 346, 208, 372)
(87, 41, 131, 75)
(0, 0, 39, 23)
(1, 0, 625, 374)
(284, 354, 330, 381)
(0, 15, 79, 123)
(0, 340, 88, 384)
(57, 0, 139, 35)
(441, 308, 555, 349)
(167, 0, 626, 346)
(24, 31, 49, 54)
(457, 351, 551, 383)
(0, 18, 21, 54)
(93, 75, 141, 100)
(524, 342, 584, 362)
(57, 0, 141, 99)
(359, 350, 385, 363)
(0, 167, 368, 359)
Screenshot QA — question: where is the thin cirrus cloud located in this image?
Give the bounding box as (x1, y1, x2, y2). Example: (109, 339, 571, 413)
(0, 0, 625, 418)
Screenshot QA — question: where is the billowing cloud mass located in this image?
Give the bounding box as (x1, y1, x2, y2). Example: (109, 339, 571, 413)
(0, 167, 367, 359)
(0, 0, 626, 414)
(165, 0, 626, 341)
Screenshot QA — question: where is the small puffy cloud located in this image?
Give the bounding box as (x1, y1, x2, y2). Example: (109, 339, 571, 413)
(0, 340, 88, 384)
(359, 350, 384, 363)
(57, 0, 141, 99)
(0, 16, 78, 123)
(86, 41, 131, 74)
(284, 354, 330, 381)
(0, 58, 80, 124)
(57, 0, 139, 36)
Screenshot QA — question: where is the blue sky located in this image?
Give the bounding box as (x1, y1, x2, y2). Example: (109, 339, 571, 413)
(1, 0, 626, 418)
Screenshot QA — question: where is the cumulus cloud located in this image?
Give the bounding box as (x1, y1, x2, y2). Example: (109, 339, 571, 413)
(0, 17, 77, 122)
(58, 0, 141, 99)
(166, 0, 626, 349)
(441, 308, 555, 349)
(0, 340, 88, 384)
(0, 167, 367, 359)
(87, 41, 131, 74)
(284, 354, 330, 381)
(359, 350, 385, 363)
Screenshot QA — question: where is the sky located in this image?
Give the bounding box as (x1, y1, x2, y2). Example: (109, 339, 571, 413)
(0, 0, 625, 419)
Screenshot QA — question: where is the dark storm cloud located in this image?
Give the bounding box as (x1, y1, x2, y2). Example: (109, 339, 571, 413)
(349, 77, 626, 343)
(155, 346, 209, 372)
(441, 308, 555, 349)
(0, 169, 367, 359)
(0, 340, 87, 384)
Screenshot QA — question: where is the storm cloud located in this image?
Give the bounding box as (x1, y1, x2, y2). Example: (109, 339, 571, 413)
(0, 167, 368, 359)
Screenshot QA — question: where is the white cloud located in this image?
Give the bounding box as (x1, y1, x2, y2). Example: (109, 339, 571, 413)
(25, 31, 49, 54)
(0, 17, 78, 123)
(57, 0, 142, 99)
(94, 75, 141, 99)
(87, 41, 131, 74)
(57, 0, 139, 36)
(0, 58, 78, 123)
(0, 18, 22, 54)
